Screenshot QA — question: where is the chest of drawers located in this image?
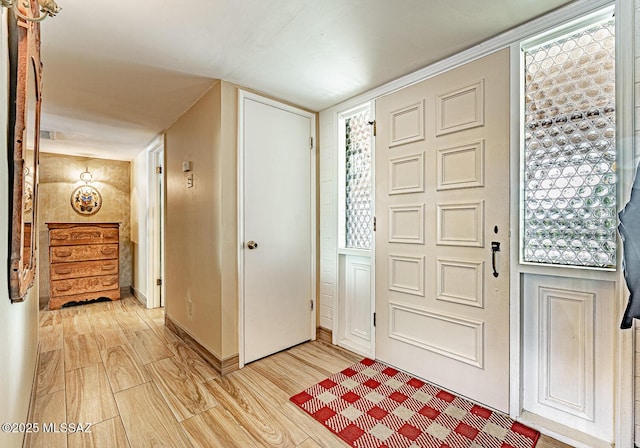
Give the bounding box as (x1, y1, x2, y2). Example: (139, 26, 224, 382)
(47, 222, 120, 310)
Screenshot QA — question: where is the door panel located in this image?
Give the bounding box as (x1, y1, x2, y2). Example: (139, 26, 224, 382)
(375, 49, 510, 412)
(522, 275, 615, 442)
(337, 255, 373, 357)
(242, 95, 314, 364)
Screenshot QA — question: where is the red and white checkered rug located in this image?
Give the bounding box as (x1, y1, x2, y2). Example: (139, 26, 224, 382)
(291, 358, 540, 448)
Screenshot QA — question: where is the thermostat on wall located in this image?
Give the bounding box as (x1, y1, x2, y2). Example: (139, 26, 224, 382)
(182, 161, 192, 172)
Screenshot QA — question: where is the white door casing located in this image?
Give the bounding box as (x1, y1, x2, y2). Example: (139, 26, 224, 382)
(153, 146, 165, 308)
(147, 139, 165, 309)
(375, 49, 511, 412)
(239, 91, 316, 365)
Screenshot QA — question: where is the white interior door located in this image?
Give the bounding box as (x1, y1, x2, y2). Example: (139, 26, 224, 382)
(241, 92, 315, 364)
(375, 49, 511, 412)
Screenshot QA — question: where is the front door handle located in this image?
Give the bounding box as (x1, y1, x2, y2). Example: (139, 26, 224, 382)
(247, 240, 258, 250)
(491, 241, 501, 278)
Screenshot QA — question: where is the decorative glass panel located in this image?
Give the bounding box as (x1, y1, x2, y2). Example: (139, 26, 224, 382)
(345, 109, 372, 249)
(523, 18, 616, 268)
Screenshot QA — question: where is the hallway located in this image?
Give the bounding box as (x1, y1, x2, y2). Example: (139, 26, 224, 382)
(27, 294, 569, 447)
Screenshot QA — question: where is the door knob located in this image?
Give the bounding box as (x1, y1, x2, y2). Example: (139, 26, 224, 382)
(247, 240, 258, 250)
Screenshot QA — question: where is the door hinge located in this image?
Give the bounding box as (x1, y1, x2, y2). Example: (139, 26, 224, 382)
(310, 136, 314, 149)
(368, 120, 376, 136)
(156, 278, 162, 286)
(156, 166, 162, 174)
(373, 312, 376, 327)
(311, 300, 314, 311)
(373, 216, 376, 232)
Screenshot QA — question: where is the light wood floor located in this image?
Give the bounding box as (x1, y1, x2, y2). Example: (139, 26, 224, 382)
(26, 293, 571, 447)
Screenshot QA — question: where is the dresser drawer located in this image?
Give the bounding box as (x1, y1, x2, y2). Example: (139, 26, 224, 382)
(50, 274, 119, 297)
(49, 225, 119, 246)
(50, 259, 119, 280)
(50, 244, 119, 263)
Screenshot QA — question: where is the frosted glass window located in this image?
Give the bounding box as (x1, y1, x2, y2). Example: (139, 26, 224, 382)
(345, 109, 373, 250)
(523, 18, 616, 268)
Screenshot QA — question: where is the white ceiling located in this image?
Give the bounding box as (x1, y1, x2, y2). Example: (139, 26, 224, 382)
(37, 0, 575, 161)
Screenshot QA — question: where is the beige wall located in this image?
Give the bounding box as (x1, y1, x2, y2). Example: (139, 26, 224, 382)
(37, 153, 132, 306)
(219, 81, 239, 357)
(165, 80, 238, 359)
(0, 10, 39, 448)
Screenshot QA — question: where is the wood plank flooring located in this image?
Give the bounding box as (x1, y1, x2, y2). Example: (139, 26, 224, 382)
(27, 293, 571, 447)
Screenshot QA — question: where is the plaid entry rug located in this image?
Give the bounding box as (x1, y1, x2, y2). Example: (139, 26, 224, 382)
(290, 359, 540, 448)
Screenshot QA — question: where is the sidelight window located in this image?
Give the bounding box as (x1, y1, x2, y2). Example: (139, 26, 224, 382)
(343, 106, 373, 250)
(522, 12, 616, 268)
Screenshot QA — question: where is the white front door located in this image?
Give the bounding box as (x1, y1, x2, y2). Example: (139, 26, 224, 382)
(375, 49, 511, 412)
(240, 92, 315, 364)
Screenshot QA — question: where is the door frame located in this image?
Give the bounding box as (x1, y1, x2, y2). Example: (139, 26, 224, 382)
(237, 90, 317, 368)
(334, 101, 376, 359)
(507, 3, 634, 446)
(146, 137, 165, 309)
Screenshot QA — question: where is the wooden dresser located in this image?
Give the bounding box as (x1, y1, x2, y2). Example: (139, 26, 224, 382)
(47, 222, 120, 310)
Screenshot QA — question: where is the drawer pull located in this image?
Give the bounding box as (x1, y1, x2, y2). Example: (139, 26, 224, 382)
(101, 248, 117, 256)
(55, 250, 72, 258)
(54, 268, 72, 275)
(70, 231, 101, 240)
(55, 285, 72, 292)
(101, 264, 116, 271)
(102, 279, 118, 286)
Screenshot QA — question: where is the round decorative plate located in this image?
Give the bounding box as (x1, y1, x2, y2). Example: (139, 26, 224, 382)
(70, 185, 102, 215)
